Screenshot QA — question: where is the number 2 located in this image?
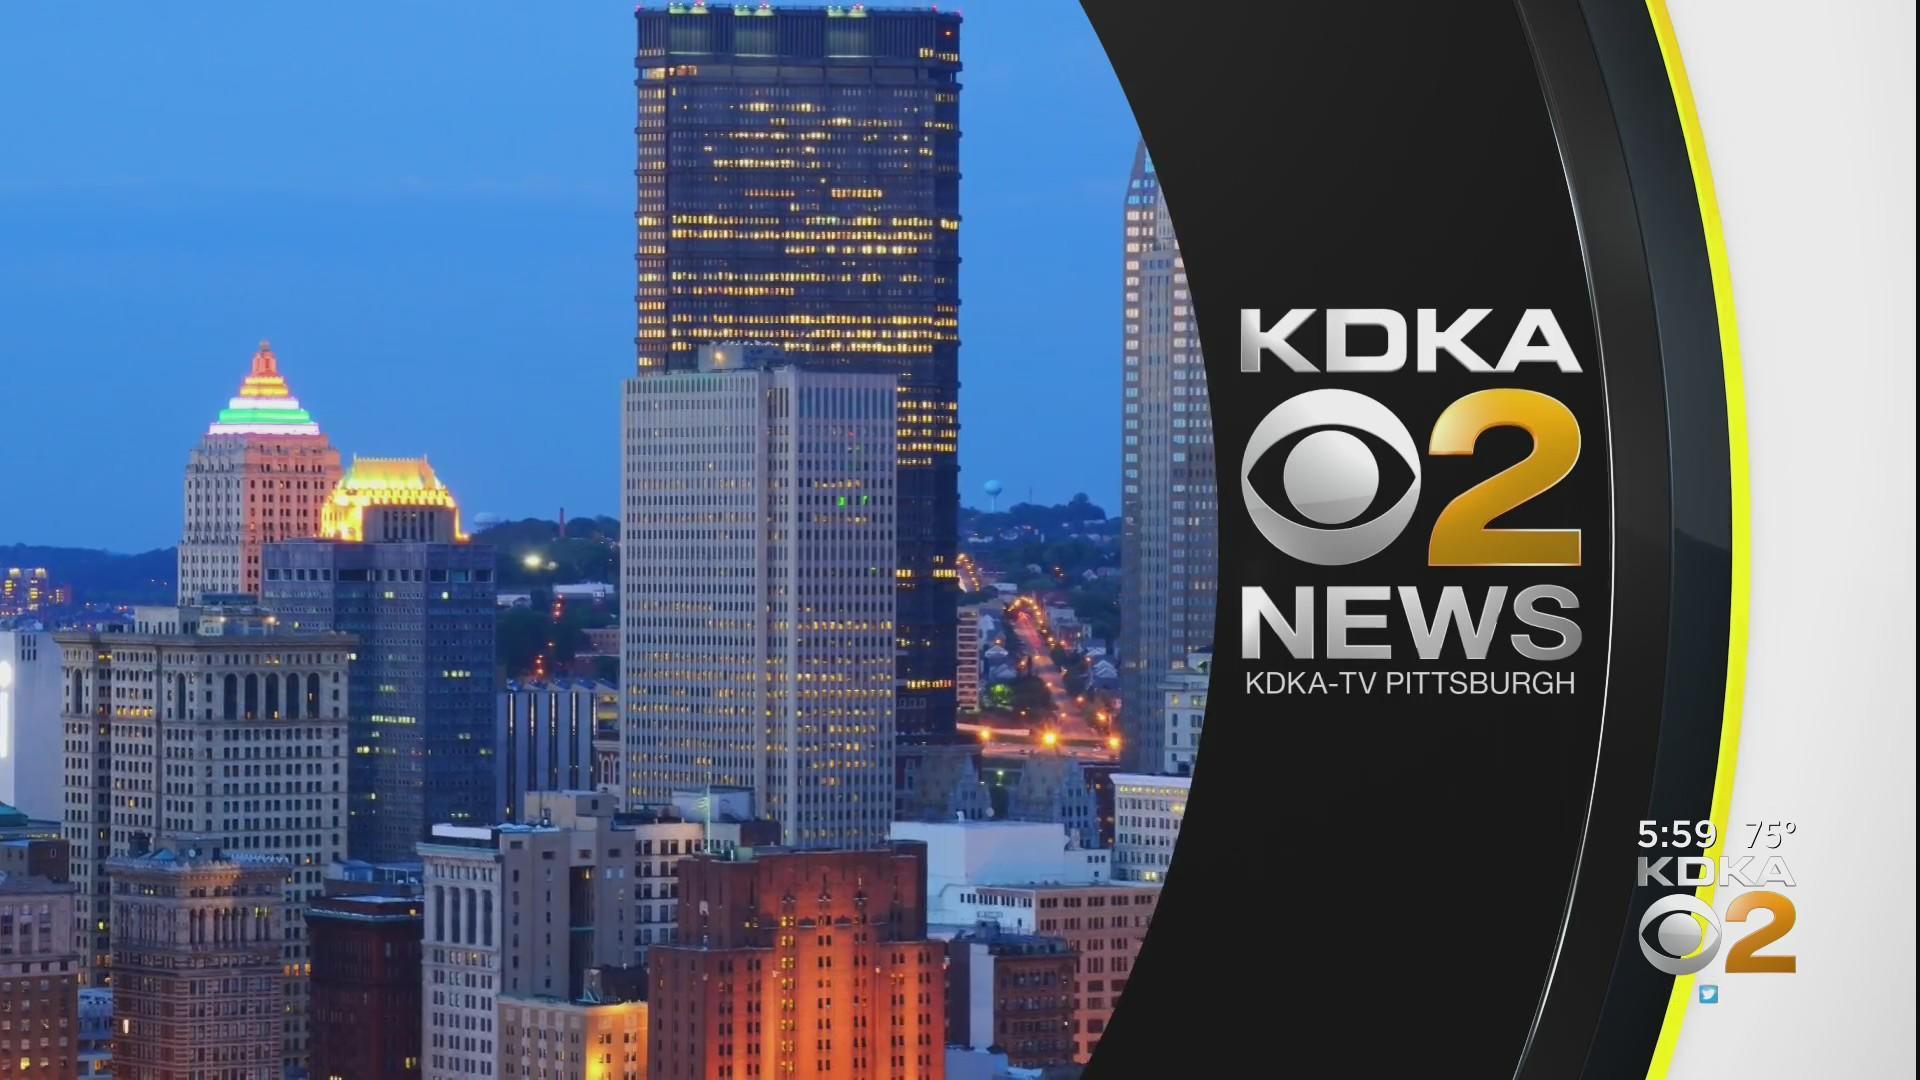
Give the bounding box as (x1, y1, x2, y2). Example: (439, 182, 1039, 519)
(1427, 388, 1582, 567)
(1724, 891, 1797, 974)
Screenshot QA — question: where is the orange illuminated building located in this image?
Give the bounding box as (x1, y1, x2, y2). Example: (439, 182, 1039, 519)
(649, 843, 946, 1080)
(179, 341, 341, 603)
(499, 998, 647, 1080)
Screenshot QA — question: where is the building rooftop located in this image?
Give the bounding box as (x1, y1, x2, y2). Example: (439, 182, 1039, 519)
(422, 802, 778, 852)
(305, 894, 424, 924)
(321, 455, 467, 542)
(0, 873, 74, 896)
(56, 606, 355, 644)
(0, 837, 64, 851)
(106, 842, 290, 873)
(419, 824, 522, 854)
(330, 858, 424, 879)
(957, 879, 1161, 892)
(1110, 772, 1194, 791)
(896, 818, 1075, 832)
(503, 678, 617, 693)
(207, 341, 323, 437)
(611, 805, 690, 827)
(646, 3, 962, 24)
(686, 838, 930, 865)
(951, 923, 1072, 955)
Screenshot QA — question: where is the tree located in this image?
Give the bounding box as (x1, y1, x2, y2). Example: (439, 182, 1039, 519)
(549, 618, 588, 664)
(1065, 492, 1105, 520)
(1007, 675, 1053, 715)
(1063, 666, 1090, 696)
(498, 608, 550, 679)
(476, 517, 620, 588)
(1067, 578, 1120, 644)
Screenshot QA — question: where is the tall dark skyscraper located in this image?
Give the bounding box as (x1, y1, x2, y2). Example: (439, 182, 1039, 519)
(263, 457, 498, 862)
(633, 4, 963, 741)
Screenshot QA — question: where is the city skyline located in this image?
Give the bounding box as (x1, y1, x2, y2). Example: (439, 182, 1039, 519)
(0, 1, 1142, 552)
(2, 7, 1203, 1075)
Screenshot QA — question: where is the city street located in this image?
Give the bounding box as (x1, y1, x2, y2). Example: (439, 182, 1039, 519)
(968, 596, 1118, 762)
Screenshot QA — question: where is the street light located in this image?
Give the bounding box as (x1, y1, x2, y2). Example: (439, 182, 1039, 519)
(522, 553, 544, 570)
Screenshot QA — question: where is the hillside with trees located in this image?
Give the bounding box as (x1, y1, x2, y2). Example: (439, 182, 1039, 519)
(0, 543, 176, 606)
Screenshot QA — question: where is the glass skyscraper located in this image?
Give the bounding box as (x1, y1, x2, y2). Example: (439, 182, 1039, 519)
(1118, 142, 1217, 770)
(263, 457, 498, 862)
(633, 4, 962, 740)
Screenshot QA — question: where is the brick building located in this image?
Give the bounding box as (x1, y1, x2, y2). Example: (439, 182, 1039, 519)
(0, 803, 67, 883)
(107, 843, 286, 1080)
(649, 842, 947, 1080)
(417, 791, 773, 1080)
(0, 874, 81, 1076)
(306, 893, 424, 1079)
(936, 882, 1159, 1063)
(945, 924, 1076, 1068)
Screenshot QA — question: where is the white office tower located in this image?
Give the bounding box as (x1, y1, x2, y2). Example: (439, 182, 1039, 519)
(0, 627, 62, 819)
(622, 344, 898, 848)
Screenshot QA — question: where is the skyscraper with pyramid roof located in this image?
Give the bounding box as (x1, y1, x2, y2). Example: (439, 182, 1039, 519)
(179, 341, 341, 603)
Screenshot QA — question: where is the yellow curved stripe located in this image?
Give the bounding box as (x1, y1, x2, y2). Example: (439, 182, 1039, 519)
(1643, 2, 1753, 1077)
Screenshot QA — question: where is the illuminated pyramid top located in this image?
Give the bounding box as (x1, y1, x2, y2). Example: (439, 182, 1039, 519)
(208, 341, 322, 436)
(321, 456, 468, 542)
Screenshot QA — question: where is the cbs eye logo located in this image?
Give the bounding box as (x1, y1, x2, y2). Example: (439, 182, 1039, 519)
(1241, 389, 1422, 566)
(1638, 895, 1724, 976)
(1638, 892, 1798, 976)
(1240, 387, 1583, 567)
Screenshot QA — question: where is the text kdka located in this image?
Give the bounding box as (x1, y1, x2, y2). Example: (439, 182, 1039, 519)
(1239, 308, 1582, 374)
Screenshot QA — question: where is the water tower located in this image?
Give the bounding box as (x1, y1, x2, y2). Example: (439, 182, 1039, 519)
(983, 479, 1004, 512)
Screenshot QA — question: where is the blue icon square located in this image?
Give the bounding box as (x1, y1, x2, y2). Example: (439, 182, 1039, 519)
(1698, 984, 1720, 1005)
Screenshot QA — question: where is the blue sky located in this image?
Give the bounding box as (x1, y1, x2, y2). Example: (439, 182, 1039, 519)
(0, 1, 1138, 551)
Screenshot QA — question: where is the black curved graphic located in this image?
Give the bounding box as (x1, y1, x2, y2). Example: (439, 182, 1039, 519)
(1078, 1, 1734, 1075)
